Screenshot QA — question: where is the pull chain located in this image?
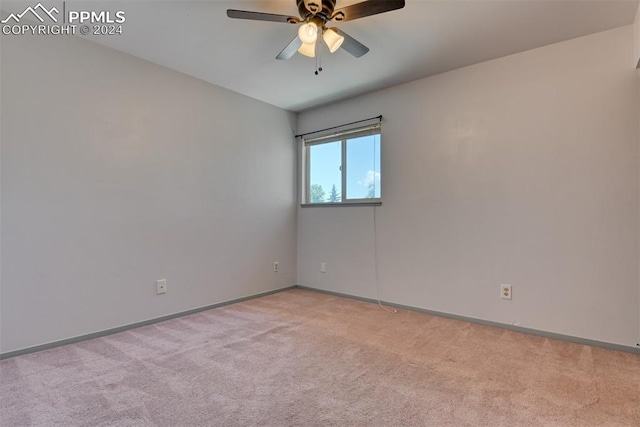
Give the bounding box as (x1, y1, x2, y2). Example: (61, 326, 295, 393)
(315, 28, 323, 76)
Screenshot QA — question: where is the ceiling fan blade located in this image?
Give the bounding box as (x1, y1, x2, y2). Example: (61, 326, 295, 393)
(227, 9, 299, 24)
(276, 36, 303, 60)
(334, 29, 369, 58)
(331, 0, 405, 22)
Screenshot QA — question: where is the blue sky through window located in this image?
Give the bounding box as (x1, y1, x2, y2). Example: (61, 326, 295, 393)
(309, 141, 341, 202)
(347, 135, 381, 199)
(308, 134, 380, 202)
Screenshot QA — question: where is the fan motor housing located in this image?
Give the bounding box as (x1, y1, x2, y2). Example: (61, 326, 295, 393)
(297, 0, 337, 20)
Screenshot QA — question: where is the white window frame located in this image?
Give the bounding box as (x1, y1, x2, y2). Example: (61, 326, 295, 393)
(302, 123, 382, 206)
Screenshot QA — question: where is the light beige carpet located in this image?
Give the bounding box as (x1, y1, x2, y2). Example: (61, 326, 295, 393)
(1, 288, 639, 426)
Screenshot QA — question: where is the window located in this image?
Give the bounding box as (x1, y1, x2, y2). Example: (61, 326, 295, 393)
(303, 123, 381, 205)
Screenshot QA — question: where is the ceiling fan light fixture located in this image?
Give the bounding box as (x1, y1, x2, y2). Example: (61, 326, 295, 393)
(323, 28, 344, 53)
(298, 21, 318, 44)
(297, 41, 316, 57)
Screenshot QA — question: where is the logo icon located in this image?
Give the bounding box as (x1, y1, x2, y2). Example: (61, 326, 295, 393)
(1, 3, 59, 24)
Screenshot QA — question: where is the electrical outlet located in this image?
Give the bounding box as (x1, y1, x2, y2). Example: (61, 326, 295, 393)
(501, 284, 512, 300)
(156, 279, 167, 295)
(273, 262, 279, 272)
(321, 262, 326, 273)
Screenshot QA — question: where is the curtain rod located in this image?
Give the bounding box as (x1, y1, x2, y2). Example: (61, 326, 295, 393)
(295, 115, 383, 139)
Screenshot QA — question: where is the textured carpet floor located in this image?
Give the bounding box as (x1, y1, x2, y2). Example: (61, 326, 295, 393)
(1, 288, 639, 426)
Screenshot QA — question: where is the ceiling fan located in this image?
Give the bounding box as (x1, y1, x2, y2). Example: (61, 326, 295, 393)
(227, 0, 405, 63)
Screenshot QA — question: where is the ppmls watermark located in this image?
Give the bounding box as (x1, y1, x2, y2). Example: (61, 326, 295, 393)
(1, 2, 126, 36)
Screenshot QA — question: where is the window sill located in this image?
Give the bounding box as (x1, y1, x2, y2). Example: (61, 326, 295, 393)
(301, 201, 382, 208)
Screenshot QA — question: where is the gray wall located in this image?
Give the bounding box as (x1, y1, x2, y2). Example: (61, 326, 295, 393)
(637, 9, 640, 341)
(635, 5, 640, 67)
(297, 26, 640, 348)
(1, 31, 297, 353)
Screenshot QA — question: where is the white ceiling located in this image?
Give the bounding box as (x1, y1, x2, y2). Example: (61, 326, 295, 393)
(3, 0, 639, 111)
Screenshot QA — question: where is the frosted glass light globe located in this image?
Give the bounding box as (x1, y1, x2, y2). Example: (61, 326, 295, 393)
(323, 28, 344, 53)
(298, 22, 318, 44)
(298, 42, 316, 57)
